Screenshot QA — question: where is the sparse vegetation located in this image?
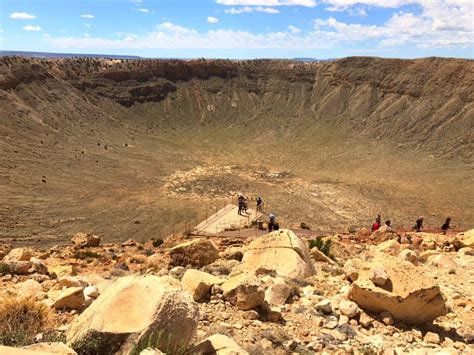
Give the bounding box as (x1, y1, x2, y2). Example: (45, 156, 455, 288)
(71, 336, 103, 355)
(152, 238, 164, 248)
(130, 329, 188, 355)
(308, 237, 334, 260)
(0, 262, 11, 274)
(0, 296, 51, 346)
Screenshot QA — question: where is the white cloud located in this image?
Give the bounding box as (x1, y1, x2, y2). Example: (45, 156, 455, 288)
(217, 0, 316, 6)
(44, 2, 474, 53)
(10, 12, 36, 20)
(224, 6, 280, 13)
(138, 8, 150, 13)
(43, 33, 51, 38)
(22, 25, 42, 32)
(207, 16, 219, 23)
(85, 24, 91, 28)
(81, 14, 94, 19)
(59, 29, 65, 32)
(288, 25, 301, 33)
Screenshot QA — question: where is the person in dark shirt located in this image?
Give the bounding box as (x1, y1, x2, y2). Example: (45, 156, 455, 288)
(413, 217, 424, 232)
(441, 217, 451, 234)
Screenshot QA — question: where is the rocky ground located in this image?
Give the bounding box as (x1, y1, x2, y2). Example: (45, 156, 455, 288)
(0, 227, 473, 355)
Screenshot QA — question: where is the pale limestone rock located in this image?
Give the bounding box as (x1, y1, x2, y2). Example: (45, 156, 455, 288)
(169, 239, 218, 267)
(66, 275, 199, 354)
(221, 273, 264, 310)
(181, 269, 224, 302)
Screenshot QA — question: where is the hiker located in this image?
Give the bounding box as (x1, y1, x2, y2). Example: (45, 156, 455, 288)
(413, 217, 424, 232)
(237, 195, 245, 215)
(242, 196, 248, 214)
(441, 217, 451, 234)
(256, 196, 263, 212)
(273, 222, 280, 231)
(385, 220, 393, 230)
(372, 214, 381, 232)
(268, 212, 276, 232)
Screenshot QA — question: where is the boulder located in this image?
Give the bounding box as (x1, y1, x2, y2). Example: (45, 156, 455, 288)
(343, 258, 368, 282)
(237, 230, 315, 280)
(50, 265, 78, 278)
(349, 257, 447, 325)
(8, 261, 32, 275)
(310, 248, 336, 264)
(17, 279, 43, 299)
(23, 342, 77, 354)
(71, 232, 100, 248)
(169, 239, 219, 267)
(370, 226, 400, 242)
(50, 287, 85, 310)
(192, 334, 249, 355)
(84, 286, 99, 299)
(428, 255, 458, 271)
(338, 300, 359, 318)
(66, 275, 199, 354)
(30, 258, 49, 274)
(458, 247, 474, 256)
(58, 277, 88, 288)
(398, 249, 418, 265)
(457, 229, 474, 247)
(181, 269, 224, 302)
(370, 267, 389, 286)
(375, 239, 401, 256)
(316, 299, 332, 314)
(3, 248, 32, 263)
(265, 280, 293, 306)
(221, 273, 264, 310)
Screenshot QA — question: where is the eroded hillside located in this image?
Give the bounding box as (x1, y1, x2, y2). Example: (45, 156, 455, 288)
(0, 57, 473, 243)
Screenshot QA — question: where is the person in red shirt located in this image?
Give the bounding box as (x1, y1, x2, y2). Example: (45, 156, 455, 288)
(372, 214, 381, 232)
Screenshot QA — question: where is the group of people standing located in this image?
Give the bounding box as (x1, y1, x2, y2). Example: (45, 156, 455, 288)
(371, 214, 452, 234)
(237, 195, 264, 215)
(237, 195, 278, 232)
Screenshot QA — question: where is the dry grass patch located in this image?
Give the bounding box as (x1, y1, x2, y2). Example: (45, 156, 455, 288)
(0, 296, 51, 346)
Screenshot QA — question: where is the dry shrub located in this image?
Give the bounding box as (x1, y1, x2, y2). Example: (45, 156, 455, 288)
(0, 296, 51, 346)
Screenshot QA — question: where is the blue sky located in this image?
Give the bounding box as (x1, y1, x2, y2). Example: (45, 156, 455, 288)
(0, 0, 472, 58)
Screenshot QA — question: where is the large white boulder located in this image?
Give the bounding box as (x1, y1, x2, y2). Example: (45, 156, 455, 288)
(349, 257, 447, 325)
(238, 229, 315, 280)
(66, 275, 199, 354)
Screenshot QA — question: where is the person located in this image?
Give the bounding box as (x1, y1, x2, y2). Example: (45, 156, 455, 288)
(372, 214, 381, 232)
(242, 197, 248, 214)
(441, 217, 451, 234)
(268, 212, 276, 232)
(256, 196, 263, 212)
(273, 222, 280, 231)
(413, 217, 424, 232)
(237, 195, 245, 215)
(385, 220, 392, 228)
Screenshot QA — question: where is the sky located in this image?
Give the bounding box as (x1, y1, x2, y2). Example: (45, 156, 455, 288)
(0, 0, 473, 59)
